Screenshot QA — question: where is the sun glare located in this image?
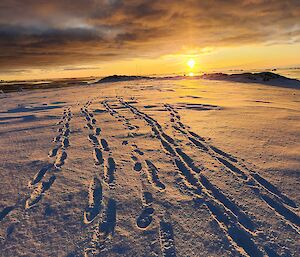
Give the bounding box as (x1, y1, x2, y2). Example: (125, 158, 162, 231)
(189, 72, 194, 77)
(187, 59, 195, 69)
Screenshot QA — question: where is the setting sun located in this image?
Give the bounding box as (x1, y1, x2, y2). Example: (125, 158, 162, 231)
(187, 59, 195, 69)
(1, 1, 300, 256)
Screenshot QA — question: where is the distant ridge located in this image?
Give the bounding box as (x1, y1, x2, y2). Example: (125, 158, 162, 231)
(1, 72, 299, 93)
(201, 72, 300, 88)
(96, 72, 300, 89)
(96, 75, 152, 83)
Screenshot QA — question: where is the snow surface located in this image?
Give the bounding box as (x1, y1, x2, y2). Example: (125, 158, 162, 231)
(0, 79, 299, 256)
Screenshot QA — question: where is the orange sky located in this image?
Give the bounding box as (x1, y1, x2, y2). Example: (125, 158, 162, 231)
(4, 43, 300, 81)
(0, 1, 300, 80)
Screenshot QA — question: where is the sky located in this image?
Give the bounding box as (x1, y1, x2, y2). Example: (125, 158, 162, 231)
(0, 0, 300, 80)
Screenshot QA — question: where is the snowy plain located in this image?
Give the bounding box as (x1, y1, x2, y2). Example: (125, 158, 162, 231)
(0, 78, 299, 256)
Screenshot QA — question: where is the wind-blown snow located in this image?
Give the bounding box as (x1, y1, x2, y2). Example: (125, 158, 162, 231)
(0, 79, 299, 256)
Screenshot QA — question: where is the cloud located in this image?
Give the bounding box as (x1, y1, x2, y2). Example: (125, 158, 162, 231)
(63, 66, 100, 71)
(0, 0, 299, 70)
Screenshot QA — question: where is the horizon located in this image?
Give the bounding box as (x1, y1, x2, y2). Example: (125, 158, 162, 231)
(0, 2, 300, 256)
(2, 65, 300, 83)
(1, 1, 300, 80)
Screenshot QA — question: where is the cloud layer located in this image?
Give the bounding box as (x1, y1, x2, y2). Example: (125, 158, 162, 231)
(1, 0, 299, 70)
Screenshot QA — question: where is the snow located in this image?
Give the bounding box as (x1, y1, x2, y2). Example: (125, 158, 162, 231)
(0, 78, 299, 256)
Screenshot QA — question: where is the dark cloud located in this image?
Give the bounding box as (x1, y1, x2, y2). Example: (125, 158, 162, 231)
(0, 0, 299, 70)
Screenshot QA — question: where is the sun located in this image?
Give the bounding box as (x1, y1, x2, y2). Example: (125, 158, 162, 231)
(187, 59, 195, 69)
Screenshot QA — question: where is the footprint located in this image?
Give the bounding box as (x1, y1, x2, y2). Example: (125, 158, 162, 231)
(88, 134, 99, 146)
(216, 157, 247, 180)
(142, 191, 153, 206)
(25, 175, 56, 209)
(84, 177, 103, 224)
(95, 127, 101, 136)
(136, 207, 154, 229)
(104, 157, 115, 185)
(0, 206, 15, 222)
(62, 138, 70, 148)
(63, 128, 70, 137)
(133, 148, 144, 156)
(93, 148, 104, 166)
(87, 123, 94, 130)
(54, 150, 67, 168)
(29, 164, 53, 186)
(145, 160, 166, 191)
(53, 135, 61, 143)
(98, 198, 117, 239)
(137, 192, 154, 229)
(133, 162, 142, 172)
(48, 147, 60, 158)
(100, 139, 109, 151)
(159, 221, 176, 257)
(6, 223, 15, 238)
